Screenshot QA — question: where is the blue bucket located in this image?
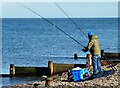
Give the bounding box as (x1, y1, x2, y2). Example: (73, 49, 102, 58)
(72, 69, 84, 82)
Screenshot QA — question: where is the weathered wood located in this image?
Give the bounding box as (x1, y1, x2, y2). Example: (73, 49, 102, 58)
(101, 50, 105, 57)
(15, 67, 48, 76)
(10, 64, 15, 77)
(53, 63, 87, 75)
(101, 50, 120, 59)
(48, 61, 53, 76)
(105, 53, 120, 58)
(8, 62, 87, 77)
(74, 53, 78, 59)
(53, 63, 74, 74)
(7, 55, 119, 77)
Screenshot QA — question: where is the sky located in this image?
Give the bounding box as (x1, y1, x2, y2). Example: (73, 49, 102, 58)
(0, 0, 119, 2)
(1, 2, 119, 18)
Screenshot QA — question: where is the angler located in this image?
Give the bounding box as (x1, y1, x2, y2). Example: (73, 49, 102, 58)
(82, 32, 102, 79)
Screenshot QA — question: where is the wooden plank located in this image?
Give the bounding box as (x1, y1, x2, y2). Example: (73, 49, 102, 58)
(105, 53, 120, 58)
(101, 50, 120, 59)
(15, 67, 48, 76)
(53, 63, 87, 74)
(53, 63, 74, 74)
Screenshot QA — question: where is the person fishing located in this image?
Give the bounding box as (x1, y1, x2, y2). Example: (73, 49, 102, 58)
(82, 32, 102, 79)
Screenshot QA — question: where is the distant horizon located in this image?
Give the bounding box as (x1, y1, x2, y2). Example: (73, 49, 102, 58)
(1, 17, 118, 19)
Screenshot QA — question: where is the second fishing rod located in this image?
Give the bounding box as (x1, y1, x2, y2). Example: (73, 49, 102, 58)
(55, 3, 88, 39)
(18, 3, 85, 48)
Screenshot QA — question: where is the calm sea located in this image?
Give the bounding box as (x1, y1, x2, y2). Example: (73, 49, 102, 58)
(1, 18, 118, 86)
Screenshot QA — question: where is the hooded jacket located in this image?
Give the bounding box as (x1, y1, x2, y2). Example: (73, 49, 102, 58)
(87, 34, 100, 55)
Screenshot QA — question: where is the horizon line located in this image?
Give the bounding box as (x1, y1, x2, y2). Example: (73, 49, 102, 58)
(1, 17, 119, 19)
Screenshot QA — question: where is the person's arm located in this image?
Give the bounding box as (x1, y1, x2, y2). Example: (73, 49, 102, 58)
(87, 39, 94, 50)
(82, 39, 94, 52)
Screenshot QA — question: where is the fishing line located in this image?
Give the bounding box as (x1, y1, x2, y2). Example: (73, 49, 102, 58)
(55, 3, 88, 39)
(17, 3, 85, 48)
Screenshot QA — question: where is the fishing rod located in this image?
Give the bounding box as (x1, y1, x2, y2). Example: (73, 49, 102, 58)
(17, 3, 85, 48)
(55, 3, 88, 39)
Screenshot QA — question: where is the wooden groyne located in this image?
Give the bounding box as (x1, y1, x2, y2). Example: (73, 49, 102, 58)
(2, 61, 86, 77)
(1, 51, 120, 77)
(9, 64, 48, 77)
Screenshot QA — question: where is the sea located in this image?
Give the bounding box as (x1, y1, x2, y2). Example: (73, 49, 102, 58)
(1, 18, 118, 86)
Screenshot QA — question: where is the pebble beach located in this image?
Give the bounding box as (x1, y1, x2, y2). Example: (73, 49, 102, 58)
(2, 62, 120, 88)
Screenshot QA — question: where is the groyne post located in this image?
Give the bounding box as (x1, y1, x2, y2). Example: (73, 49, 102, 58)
(101, 50, 105, 58)
(48, 61, 53, 77)
(46, 61, 53, 86)
(10, 64, 15, 77)
(74, 53, 78, 59)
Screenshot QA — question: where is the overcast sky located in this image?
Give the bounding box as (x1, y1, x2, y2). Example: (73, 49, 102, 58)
(1, 2, 118, 18)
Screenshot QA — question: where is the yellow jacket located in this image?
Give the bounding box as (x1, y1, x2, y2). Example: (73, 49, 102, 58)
(87, 34, 100, 55)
